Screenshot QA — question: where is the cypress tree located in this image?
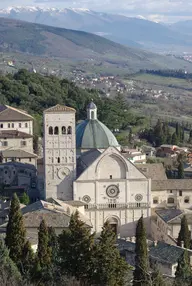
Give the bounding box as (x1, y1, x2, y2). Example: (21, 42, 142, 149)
(171, 132, 179, 145)
(133, 216, 150, 286)
(37, 219, 51, 268)
(92, 221, 129, 286)
(59, 211, 94, 283)
(5, 193, 26, 265)
(177, 215, 191, 249)
(21, 240, 34, 277)
(174, 250, 192, 286)
(48, 226, 59, 264)
(19, 192, 30, 205)
(151, 263, 166, 286)
(0, 239, 22, 284)
(178, 160, 184, 179)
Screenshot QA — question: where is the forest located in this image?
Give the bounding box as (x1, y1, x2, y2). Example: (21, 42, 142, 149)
(0, 69, 144, 135)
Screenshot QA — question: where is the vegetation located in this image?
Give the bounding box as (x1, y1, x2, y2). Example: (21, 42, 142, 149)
(91, 222, 129, 286)
(174, 250, 192, 286)
(140, 119, 186, 147)
(19, 192, 30, 205)
(177, 215, 191, 249)
(5, 193, 27, 267)
(0, 69, 143, 135)
(133, 216, 149, 286)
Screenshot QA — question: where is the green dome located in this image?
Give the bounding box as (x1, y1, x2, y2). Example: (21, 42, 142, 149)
(76, 119, 119, 149)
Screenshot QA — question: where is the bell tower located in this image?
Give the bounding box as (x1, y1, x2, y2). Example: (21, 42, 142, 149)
(43, 104, 76, 200)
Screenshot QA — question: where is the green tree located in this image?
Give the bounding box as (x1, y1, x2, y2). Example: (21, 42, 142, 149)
(171, 132, 179, 145)
(178, 160, 184, 179)
(133, 216, 150, 286)
(177, 215, 191, 249)
(21, 240, 34, 278)
(151, 263, 166, 286)
(5, 193, 26, 265)
(0, 239, 22, 285)
(37, 219, 51, 268)
(58, 211, 94, 283)
(128, 128, 133, 144)
(48, 226, 59, 264)
(19, 192, 30, 205)
(174, 250, 192, 286)
(92, 221, 129, 286)
(154, 119, 165, 146)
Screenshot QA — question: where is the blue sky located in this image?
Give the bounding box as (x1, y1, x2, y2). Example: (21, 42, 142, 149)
(0, 0, 191, 22)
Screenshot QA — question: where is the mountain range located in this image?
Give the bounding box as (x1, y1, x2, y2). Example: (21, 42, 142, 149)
(1, 17, 192, 73)
(0, 6, 191, 53)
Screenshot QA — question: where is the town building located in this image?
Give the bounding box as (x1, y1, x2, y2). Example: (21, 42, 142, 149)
(118, 238, 192, 277)
(43, 103, 151, 234)
(0, 105, 33, 135)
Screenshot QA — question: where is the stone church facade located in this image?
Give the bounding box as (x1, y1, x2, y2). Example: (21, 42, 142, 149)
(43, 103, 151, 233)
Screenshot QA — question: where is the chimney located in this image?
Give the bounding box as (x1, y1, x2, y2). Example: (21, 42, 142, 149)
(117, 234, 121, 239)
(153, 240, 158, 247)
(132, 236, 136, 243)
(126, 237, 130, 242)
(181, 241, 184, 248)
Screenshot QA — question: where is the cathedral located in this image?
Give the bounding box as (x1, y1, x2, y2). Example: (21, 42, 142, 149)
(43, 102, 151, 234)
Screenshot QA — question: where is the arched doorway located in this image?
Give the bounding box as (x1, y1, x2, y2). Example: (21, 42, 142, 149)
(107, 216, 119, 235)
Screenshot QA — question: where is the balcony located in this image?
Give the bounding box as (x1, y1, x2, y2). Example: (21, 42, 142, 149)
(85, 202, 150, 210)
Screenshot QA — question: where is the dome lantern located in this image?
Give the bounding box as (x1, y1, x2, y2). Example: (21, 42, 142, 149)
(87, 101, 97, 120)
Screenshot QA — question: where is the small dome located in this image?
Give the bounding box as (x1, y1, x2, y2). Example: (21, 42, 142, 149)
(76, 119, 119, 149)
(87, 102, 97, 110)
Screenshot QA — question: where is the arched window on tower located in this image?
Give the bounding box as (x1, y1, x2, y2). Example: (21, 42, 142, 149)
(67, 126, 72, 134)
(54, 126, 59, 135)
(58, 157, 60, 163)
(48, 126, 53, 135)
(62, 126, 66, 135)
(91, 111, 94, 119)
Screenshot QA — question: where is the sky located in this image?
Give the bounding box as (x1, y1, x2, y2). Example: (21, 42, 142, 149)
(0, 0, 192, 22)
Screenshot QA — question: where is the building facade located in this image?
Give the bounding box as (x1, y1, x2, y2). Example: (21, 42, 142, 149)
(43, 105, 76, 200)
(43, 103, 151, 234)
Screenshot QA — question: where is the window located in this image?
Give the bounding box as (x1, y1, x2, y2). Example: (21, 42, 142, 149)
(29, 158, 31, 162)
(168, 197, 174, 204)
(62, 126, 66, 134)
(110, 175, 112, 179)
(67, 126, 72, 134)
(184, 197, 190, 203)
(11, 123, 14, 128)
(54, 126, 59, 135)
(0, 124, 3, 128)
(2, 141, 8, 147)
(153, 197, 159, 204)
(48, 126, 53, 135)
(136, 203, 141, 207)
(170, 190, 172, 193)
(179, 190, 182, 196)
(91, 111, 94, 119)
(8, 123, 10, 128)
(19, 123, 22, 128)
(21, 141, 26, 147)
(25, 123, 28, 128)
(57, 157, 60, 163)
(108, 204, 117, 209)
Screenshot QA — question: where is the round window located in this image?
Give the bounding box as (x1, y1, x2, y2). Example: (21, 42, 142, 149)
(82, 195, 91, 203)
(135, 194, 143, 202)
(106, 185, 119, 198)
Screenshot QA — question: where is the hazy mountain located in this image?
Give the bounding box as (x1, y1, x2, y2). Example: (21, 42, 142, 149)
(0, 6, 191, 51)
(170, 20, 192, 35)
(1, 17, 192, 73)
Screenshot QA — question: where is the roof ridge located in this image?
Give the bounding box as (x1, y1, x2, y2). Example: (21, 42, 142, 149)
(5, 105, 34, 119)
(44, 104, 76, 113)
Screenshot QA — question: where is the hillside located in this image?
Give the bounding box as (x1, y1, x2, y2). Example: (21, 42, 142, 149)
(1, 18, 192, 73)
(0, 7, 191, 53)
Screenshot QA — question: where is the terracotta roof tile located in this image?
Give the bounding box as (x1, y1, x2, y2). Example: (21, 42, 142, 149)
(44, 104, 76, 113)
